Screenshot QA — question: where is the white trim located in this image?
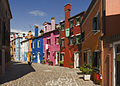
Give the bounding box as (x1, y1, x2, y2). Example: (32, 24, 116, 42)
(113, 41, 120, 86)
(75, 34, 81, 36)
(82, 0, 99, 25)
(71, 35, 74, 37)
(61, 37, 65, 39)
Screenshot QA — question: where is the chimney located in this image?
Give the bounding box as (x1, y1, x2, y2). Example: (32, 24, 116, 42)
(51, 17, 55, 30)
(34, 25, 38, 37)
(64, 3, 71, 29)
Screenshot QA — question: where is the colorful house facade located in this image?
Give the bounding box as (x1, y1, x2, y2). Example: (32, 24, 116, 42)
(43, 17, 60, 66)
(0, 0, 12, 74)
(28, 31, 33, 64)
(15, 33, 23, 61)
(21, 33, 28, 62)
(80, 0, 103, 84)
(60, 4, 85, 68)
(101, 0, 120, 86)
(32, 25, 43, 63)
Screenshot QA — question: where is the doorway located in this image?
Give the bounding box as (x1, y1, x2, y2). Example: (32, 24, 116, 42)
(113, 42, 120, 86)
(115, 44, 120, 86)
(56, 52, 59, 65)
(37, 52, 40, 63)
(74, 52, 80, 68)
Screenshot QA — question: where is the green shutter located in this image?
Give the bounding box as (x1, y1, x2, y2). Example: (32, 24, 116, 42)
(79, 16, 81, 23)
(75, 36, 77, 44)
(68, 37, 70, 45)
(69, 21, 71, 28)
(66, 28, 70, 37)
(75, 18, 77, 26)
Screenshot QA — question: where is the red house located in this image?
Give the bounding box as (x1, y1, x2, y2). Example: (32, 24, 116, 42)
(60, 4, 85, 68)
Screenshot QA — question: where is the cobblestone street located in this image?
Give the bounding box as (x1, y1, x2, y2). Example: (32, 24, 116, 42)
(0, 61, 100, 86)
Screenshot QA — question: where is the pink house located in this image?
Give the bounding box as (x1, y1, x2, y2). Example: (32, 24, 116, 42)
(43, 17, 60, 66)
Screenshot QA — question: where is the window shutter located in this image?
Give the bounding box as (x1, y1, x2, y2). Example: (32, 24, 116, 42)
(60, 39, 62, 46)
(75, 18, 77, 26)
(93, 17, 96, 31)
(78, 35, 81, 43)
(69, 21, 71, 28)
(79, 16, 81, 23)
(75, 36, 77, 44)
(68, 37, 70, 45)
(97, 12, 100, 30)
(81, 32, 85, 42)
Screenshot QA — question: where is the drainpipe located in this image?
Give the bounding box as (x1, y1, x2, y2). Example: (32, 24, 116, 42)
(101, 0, 106, 86)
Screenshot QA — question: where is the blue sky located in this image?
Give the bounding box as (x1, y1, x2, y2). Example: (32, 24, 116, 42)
(9, 0, 92, 33)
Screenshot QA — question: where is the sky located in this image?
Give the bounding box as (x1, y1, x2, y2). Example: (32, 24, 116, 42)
(9, 0, 92, 34)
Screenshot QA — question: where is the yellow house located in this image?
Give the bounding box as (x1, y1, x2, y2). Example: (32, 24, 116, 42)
(10, 41, 13, 60)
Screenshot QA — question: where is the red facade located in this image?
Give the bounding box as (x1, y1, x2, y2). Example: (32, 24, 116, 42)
(60, 4, 84, 68)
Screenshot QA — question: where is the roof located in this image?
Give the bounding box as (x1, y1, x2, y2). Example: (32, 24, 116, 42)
(6, 0, 12, 18)
(43, 22, 59, 26)
(43, 29, 59, 35)
(80, 0, 98, 26)
(60, 11, 85, 24)
(68, 11, 85, 20)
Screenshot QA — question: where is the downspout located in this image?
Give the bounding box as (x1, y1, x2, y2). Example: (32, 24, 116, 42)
(101, 0, 106, 86)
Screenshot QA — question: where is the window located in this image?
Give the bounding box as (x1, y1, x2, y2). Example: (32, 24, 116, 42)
(61, 24, 65, 31)
(61, 38, 65, 47)
(38, 40, 40, 48)
(47, 51, 50, 59)
(33, 42, 35, 48)
(75, 16, 81, 26)
(75, 35, 81, 44)
(84, 52, 87, 64)
(93, 51, 101, 69)
(81, 32, 85, 42)
(69, 19, 74, 28)
(45, 26, 47, 31)
(47, 39, 51, 45)
(68, 36, 74, 45)
(60, 53, 64, 61)
(93, 12, 100, 33)
(55, 37, 59, 44)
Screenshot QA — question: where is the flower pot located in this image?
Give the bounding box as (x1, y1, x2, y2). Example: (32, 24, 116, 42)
(84, 75, 91, 81)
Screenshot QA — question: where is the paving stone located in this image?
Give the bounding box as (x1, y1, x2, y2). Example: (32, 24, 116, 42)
(0, 61, 100, 86)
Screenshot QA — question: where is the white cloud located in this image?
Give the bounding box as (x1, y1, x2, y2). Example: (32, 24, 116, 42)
(11, 29, 29, 35)
(29, 10, 46, 16)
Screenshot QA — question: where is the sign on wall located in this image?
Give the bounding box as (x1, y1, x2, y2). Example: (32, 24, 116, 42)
(66, 28, 70, 37)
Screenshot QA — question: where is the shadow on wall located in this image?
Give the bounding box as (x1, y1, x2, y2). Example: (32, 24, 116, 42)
(0, 61, 35, 84)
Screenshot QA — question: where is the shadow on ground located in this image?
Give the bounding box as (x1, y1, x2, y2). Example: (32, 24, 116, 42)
(0, 61, 35, 84)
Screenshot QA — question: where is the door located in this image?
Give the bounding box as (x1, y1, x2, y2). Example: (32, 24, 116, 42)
(56, 52, 59, 64)
(37, 52, 40, 63)
(115, 44, 120, 86)
(74, 52, 79, 68)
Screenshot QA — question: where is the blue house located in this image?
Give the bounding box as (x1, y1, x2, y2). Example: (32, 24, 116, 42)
(32, 25, 43, 63)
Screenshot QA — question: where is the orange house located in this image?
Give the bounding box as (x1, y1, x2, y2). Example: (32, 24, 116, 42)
(80, 0, 103, 84)
(28, 31, 33, 64)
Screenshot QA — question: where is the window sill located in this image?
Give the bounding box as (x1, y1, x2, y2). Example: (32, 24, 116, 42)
(93, 30, 100, 35)
(75, 24, 80, 26)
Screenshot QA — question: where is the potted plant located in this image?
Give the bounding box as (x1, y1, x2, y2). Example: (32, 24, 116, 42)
(69, 62, 73, 68)
(48, 61, 53, 66)
(59, 61, 64, 66)
(41, 60, 45, 64)
(80, 64, 92, 80)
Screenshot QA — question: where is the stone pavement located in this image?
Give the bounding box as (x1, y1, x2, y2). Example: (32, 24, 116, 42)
(0, 61, 100, 86)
